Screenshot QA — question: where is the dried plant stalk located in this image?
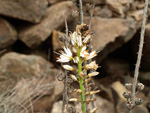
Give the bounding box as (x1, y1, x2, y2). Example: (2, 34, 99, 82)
(131, 0, 149, 112)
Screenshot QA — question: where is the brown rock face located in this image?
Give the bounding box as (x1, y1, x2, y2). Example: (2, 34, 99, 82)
(106, 0, 133, 17)
(18, 1, 76, 48)
(48, 0, 67, 4)
(52, 30, 65, 51)
(0, 17, 17, 49)
(83, 0, 104, 4)
(0, 52, 54, 93)
(85, 17, 138, 63)
(0, 0, 48, 23)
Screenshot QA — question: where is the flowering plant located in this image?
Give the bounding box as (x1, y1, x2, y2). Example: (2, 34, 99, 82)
(57, 24, 100, 113)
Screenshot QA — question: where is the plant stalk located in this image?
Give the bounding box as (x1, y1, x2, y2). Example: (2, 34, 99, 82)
(79, 0, 83, 24)
(78, 48, 86, 113)
(131, 0, 149, 108)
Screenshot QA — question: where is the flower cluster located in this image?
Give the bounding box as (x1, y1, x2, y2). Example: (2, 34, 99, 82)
(57, 24, 99, 113)
(123, 83, 144, 110)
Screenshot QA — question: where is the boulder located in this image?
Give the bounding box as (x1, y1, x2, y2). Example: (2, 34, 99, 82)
(0, 17, 17, 49)
(83, 0, 105, 4)
(0, 52, 54, 93)
(84, 17, 138, 63)
(106, 0, 133, 17)
(48, 0, 67, 4)
(0, 0, 48, 23)
(139, 72, 150, 86)
(0, 52, 64, 112)
(18, 1, 76, 48)
(52, 30, 65, 51)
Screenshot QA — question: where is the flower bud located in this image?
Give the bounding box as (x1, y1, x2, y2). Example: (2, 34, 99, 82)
(125, 83, 132, 90)
(89, 107, 98, 113)
(85, 90, 100, 95)
(69, 98, 79, 102)
(74, 89, 82, 94)
(123, 91, 131, 99)
(136, 83, 144, 91)
(70, 74, 78, 81)
(127, 101, 134, 110)
(72, 10, 79, 18)
(135, 98, 142, 105)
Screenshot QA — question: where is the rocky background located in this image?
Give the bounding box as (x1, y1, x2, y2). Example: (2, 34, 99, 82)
(0, 0, 150, 113)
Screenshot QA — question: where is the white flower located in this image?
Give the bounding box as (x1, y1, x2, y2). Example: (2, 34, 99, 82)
(69, 98, 79, 102)
(56, 47, 73, 63)
(70, 74, 78, 81)
(70, 31, 82, 47)
(62, 65, 74, 71)
(80, 46, 89, 57)
(77, 35, 82, 47)
(85, 61, 98, 70)
(85, 51, 97, 60)
(88, 72, 99, 77)
(83, 34, 91, 44)
(89, 107, 98, 113)
(73, 56, 79, 63)
(70, 32, 77, 45)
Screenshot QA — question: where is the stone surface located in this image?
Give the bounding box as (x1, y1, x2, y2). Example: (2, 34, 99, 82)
(95, 96, 116, 113)
(106, 0, 133, 17)
(0, 17, 17, 49)
(128, 10, 143, 22)
(102, 58, 130, 77)
(52, 30, 65, 51)
(0, 52, 54, 93)
(48, 0, 67, 4)
(83, 0, 104, 4)
(51, 101, 63, 113)
(18, 1, 76, 48)
(139, 72, 150, 86)
(0, 0, 48, 23)
(84, 17, 138, 63)
(98, 7, 112, 18)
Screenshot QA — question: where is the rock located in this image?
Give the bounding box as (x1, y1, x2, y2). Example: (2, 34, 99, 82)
(51, 101, 63, 113)
(0, 0, 48, 23)
(106, 0, 133, 17)
(111, 81, 149, 113)
(95, 96, 116, 113)
(139, 72, 150, 86)
(0, 52, 64, 113)
(48, 0, 66, 4)
(102, 58, 130, 77)
(0, 17, 17, 49)
(98, 7, 112, 18)
(84, 17, 138, 63)
(52, 30, 65, 51)
(128, 10, 143, 22)
(18, 1, 76, 48)
(147, 91, 150, 109)
(0, 52, 54, 93)
(83, 0, 105, 4)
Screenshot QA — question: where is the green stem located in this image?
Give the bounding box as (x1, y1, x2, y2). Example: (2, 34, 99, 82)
(78, 47, 86, 113)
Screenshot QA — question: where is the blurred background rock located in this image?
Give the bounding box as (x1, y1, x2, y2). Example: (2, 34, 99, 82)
(0, 0, 150, 113)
